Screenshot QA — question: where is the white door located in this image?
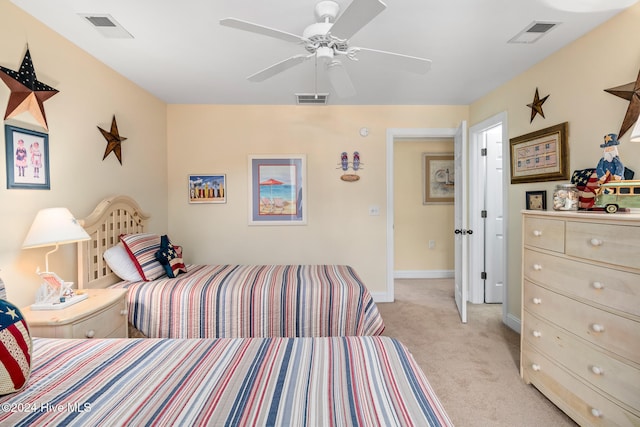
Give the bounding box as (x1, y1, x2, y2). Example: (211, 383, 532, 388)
(454, 121, 468, 323)
(484, 124, 505, 303)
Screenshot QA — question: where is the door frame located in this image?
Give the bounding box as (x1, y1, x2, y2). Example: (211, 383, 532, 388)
(386, 127, 457, 301)
(468, 112, 509, 323)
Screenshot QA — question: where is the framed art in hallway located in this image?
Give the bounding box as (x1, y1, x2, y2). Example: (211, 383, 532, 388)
(188, 174, 226, 203)
(248, 154, 306, 225)
(423, 153, 454, 204)
(4, 124, 50, 190)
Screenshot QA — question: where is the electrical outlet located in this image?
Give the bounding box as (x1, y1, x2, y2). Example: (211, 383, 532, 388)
(429, 240, 435, 249)
(368, 205, 380, 216)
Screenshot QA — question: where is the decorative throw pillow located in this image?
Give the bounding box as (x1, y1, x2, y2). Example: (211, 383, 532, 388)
(103, 243, 144, 282)
(0, 299, 32, 395)
(120, 233, 165, 281)
(154, 235, 187, 278)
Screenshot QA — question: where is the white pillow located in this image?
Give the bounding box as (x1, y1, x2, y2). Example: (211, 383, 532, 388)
(103, 243, 144, 282)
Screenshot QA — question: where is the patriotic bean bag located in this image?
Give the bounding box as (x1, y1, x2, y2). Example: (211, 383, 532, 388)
(0, 299, 32, 395)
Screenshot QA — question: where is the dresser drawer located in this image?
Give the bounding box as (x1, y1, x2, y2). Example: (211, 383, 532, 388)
(71, 297, 126, 338)
(523, 249, 640, 318)
(523, 217, 565, 252)
(566, 221, 640, 270)
(522, 345, 640, 427)
(524, 281, 640, 364)
(523, 311, 640, 411)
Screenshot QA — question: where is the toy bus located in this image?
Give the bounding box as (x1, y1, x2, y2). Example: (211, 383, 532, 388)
(594, 180, 640, 213)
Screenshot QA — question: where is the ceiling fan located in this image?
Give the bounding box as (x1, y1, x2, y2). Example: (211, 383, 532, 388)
(220, 0, 432, 98)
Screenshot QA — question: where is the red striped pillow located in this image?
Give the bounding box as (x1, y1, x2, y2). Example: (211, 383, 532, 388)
(120, 233, 166, 281)
(0, 299, 32, 395)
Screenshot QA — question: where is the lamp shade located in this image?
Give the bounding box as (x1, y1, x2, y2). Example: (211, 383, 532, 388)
(631, 119, 640, 143)
(22, 208, 90, 249)
(541, 0, 639, 12)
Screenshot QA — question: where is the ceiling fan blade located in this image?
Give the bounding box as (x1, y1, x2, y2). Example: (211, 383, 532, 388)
(330, 0, 387, 41)
(353, 47, 432, 74)
(326, 60, 356, 98)
(220, 18, 308, 44)
(248, 54, 312, 82)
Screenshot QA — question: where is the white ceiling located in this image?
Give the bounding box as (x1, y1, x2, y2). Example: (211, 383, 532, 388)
(8, 0, 632, 105)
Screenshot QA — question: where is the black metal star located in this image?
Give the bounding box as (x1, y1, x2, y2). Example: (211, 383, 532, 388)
(98, 115, 127, 165)
(0, 48, 59, 130)
(604, 67, 640, 139)
(527, 88, 550, 123)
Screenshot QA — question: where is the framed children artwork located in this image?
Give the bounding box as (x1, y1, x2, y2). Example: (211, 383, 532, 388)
(188, 174, 226, 203)
(423, 153, 454, 204)
(509, 122, 569, 184)
(525, 190, 547, 210)
(4, 124, 50, 190)
(248, 154, 307, 225)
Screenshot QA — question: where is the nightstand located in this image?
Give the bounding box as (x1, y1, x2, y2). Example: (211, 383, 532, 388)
(22, 288, 128, 338)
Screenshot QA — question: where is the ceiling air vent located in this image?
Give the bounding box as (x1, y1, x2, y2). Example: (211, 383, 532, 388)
(508, 21, 559, 44)
(78, 14, 134, 39)
(296, 93, 329, 105)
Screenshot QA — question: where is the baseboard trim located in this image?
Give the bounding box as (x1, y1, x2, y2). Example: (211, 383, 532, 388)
(505, 312, 521, 334)
(371, 291, 393, 303)
(394, 270, 454, 279)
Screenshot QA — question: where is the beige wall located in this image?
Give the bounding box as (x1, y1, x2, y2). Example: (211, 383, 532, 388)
(394, 138, 454, 272)
(470, 4, 640, 322)
(166, 105, 467, 297)
(0, 2, 168, 307)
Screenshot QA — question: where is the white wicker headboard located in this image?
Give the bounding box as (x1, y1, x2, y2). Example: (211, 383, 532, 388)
(77, 195, 150, 289)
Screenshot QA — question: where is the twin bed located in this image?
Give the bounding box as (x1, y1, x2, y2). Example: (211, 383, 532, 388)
(0, 195, 453, 426)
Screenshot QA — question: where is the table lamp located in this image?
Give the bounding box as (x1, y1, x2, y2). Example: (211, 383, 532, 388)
(22, 208, 91, 310)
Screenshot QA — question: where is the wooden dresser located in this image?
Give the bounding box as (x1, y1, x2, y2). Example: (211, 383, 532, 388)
(521, 210, 640, 426)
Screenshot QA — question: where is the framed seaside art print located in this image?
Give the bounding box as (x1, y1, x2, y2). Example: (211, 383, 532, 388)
(188, 174, 226, 204)
(248, 154, 307, 225)
(4, 124, 50, 190)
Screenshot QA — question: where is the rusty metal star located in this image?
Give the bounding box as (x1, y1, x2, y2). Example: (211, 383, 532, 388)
(98, 115, 127, 165)
(604, 67, 640, 139)
(527, 88, 550, 123)
(0, 48, 59, 130)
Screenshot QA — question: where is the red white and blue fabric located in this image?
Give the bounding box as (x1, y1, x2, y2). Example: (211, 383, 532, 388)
(119, 233, 165, 281)
(111, 264, 385, 338)
(0, 336, 452, 426)
(154, 235, 187, 278)
(571, 168, 602, 209)
(0, 299, 32, 395)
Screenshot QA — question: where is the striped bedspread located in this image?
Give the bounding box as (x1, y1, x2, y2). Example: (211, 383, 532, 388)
(110, 264, 385, 338)
(0, 337, 452, 427)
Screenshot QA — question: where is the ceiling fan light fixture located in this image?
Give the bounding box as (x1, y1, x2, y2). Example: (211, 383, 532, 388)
(541, 0, 639, 12)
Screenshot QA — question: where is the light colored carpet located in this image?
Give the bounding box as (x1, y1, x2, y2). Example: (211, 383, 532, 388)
(377, 279, 577, 427)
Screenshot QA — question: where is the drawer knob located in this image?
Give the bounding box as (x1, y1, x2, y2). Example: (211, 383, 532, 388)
(533, 230, 542, 237)
(590, 238, 603, 247)
(532, 297, 542, 305)
(531, 364, 541, 372)
(591, 324, 605, 333)
(85, 329, 95, 338)
(592, 282, 604, 290)
(591, 366, 604, 376)
(120, 309, 128, 316)
(533, 264, 542, 271)
(532, 330, 542, 338)
(590, 408, 603, 418)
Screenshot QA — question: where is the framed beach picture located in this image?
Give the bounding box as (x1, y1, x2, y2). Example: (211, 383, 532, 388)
(188, 174, 226, 203)
(4, 124, 50, 190)
(423, 153, 454, 204)
(248, 154, 307, 225)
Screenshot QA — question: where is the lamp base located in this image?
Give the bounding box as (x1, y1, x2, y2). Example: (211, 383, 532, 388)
(30, 293, 88, 311)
